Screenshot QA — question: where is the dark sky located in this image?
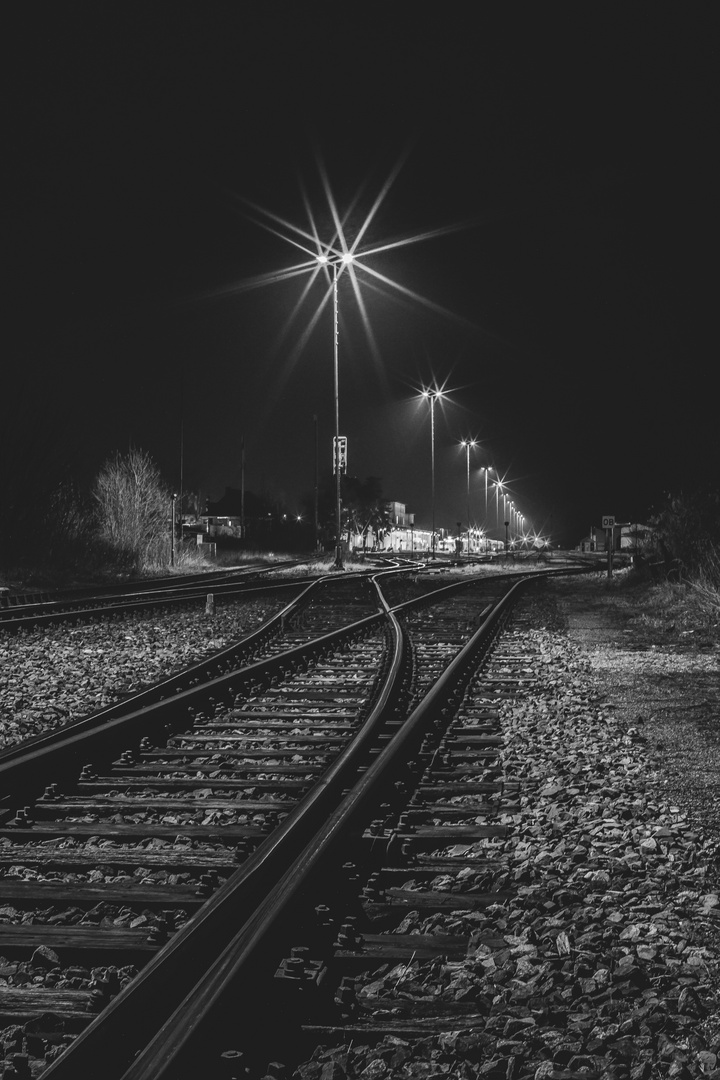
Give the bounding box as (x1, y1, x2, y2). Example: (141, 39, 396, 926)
(6, 7, 716, 546)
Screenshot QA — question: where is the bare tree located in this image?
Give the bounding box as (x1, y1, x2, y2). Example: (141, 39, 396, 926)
(93, 449, 170, 570)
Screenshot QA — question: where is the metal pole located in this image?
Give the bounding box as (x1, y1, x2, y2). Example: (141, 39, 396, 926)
(333, 265, 343, 569)
(170, 493, 177, 567)
(484, 469, 488, 552)
(240, 433, 245, 540)
(466, 445, 471, 555)
(179, 410, 184, 541)
(313, 413, 319, 551)
(430, 395, 436, 557)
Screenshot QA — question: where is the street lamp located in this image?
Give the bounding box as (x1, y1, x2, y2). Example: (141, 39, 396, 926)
(317, 251, 354, 569)
(422, 388, 445, 557)
(460, 439, 477, 555)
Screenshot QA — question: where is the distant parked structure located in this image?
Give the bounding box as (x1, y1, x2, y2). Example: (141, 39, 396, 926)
(577, 523, 654, 553)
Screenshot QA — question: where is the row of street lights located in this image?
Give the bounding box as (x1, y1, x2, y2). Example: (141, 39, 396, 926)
(423, 391, 531, 555)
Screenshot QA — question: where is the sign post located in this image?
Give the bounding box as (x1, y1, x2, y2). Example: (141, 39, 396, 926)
(601, 515, 615, 578)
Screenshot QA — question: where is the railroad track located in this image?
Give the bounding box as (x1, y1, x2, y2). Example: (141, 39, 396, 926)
(0, 565, 583, 1078)
(0, 561, 302, 609)
(0, 561, 318, 633)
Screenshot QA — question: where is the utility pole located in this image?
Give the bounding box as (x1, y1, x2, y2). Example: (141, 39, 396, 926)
(313, 414, 319, 551)
(179, 375, 184, 537)
(171, 493, 177, 566)
(240, 434, 245, 540)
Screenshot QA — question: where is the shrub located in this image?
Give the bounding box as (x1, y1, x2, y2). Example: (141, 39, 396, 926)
(649, 488, 720, 581)
(93, 449, 172, 571)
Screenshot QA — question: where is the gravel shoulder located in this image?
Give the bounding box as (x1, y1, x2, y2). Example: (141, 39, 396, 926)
(549, 572, 720, 842)
(548, 571, 720, 1060)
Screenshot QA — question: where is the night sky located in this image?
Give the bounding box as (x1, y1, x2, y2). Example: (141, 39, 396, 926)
(6, 8, 716, 546)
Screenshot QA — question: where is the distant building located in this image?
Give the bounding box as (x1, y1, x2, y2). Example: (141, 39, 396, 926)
(576, 523, 654, 553)
(385, 501, 414, 528)
(619, 523, 655, 552)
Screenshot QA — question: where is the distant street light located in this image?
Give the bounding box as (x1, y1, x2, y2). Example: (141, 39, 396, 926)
(422, 388, 445, 556)
(317, 251, 354, 569)
(460, 439, 477, 554)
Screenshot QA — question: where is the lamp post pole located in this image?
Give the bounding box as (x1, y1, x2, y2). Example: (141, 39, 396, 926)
(461, 439, 476, 555)
(318, 251, 353, 570)
(332, 262, 342, 569)
(423, 390, 443, 557)
(484, 467, 489, 552)
(466, 442, 470, 553)
(430, 393, 436, 556)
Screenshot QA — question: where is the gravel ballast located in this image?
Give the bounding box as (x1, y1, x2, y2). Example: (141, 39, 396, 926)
(0, 597, 286, 752)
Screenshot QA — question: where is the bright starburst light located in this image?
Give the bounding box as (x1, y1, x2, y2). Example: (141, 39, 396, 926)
(235, 158, 478, 387)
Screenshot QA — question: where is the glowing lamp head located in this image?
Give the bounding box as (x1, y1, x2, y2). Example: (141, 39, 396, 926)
(316, 254, 329, 265)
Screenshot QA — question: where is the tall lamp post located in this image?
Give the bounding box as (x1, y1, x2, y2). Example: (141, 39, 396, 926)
(460, 439, 477, 555)
(318, 251, 353, 569)
(494, 479, 503, 541)
(481, 466, 491, 552)
(422, 389, 444, 557)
